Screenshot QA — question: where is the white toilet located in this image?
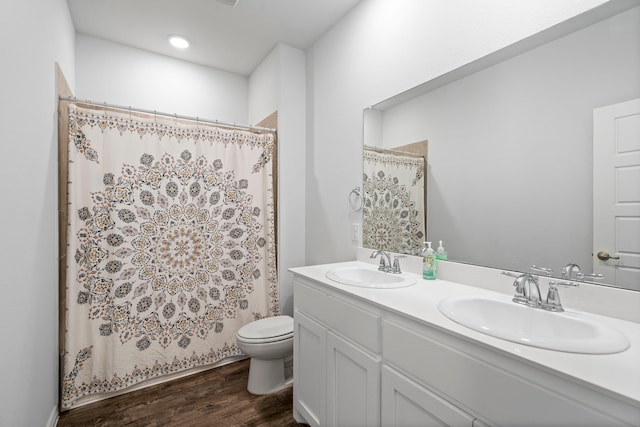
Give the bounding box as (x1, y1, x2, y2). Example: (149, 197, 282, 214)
(236, 315, 294, 395)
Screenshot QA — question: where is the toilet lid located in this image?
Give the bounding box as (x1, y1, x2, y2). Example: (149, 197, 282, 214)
(237, 315, 293, 342)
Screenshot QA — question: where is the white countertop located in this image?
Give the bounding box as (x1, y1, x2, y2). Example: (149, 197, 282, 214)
(290, 260, 640, 406)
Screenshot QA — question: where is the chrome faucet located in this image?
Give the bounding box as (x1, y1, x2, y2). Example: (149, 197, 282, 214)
(562, 262, 604, 282)
(502, 271, 541, 307)
(370, 250, 392, 272)
(562, 263, 582, 280)
(370, 250, 404, 274)
(514, 274, 542, 307)
(503, 271, 579, 312)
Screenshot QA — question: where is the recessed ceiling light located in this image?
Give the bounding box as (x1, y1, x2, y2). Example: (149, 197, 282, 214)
(216, 0, 239, 6)
(168, 35, 190, 49)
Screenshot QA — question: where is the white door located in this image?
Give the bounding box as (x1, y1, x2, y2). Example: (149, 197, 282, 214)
(593, 98, 640, 290)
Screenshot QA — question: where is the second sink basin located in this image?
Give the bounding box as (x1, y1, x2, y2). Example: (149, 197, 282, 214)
(326, 265, 417, 289)
(437, 296, 630, 354)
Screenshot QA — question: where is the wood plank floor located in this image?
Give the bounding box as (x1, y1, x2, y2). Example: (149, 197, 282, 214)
(58, 359, 305, 426)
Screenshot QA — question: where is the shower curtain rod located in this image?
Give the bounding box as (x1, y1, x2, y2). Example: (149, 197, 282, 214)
(364, 144, 424, 159)
(58, 96, 276, 133)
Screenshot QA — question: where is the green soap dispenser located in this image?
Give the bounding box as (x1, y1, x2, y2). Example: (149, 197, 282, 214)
(436, 240, 448, 261)
(421, 241, 437, 280)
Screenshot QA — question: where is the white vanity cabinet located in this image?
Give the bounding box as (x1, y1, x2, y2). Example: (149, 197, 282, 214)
(382, 316, 640, 426)
(292, 271, 640, 427)
(293, 277, 381, 427)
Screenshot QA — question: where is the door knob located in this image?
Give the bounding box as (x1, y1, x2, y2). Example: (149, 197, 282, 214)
(597, 251, 620, 261)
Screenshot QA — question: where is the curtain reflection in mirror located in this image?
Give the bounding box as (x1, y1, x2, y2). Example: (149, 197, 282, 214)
(363, 146, 425, 255)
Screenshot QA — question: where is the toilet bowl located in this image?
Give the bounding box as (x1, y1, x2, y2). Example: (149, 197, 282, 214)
(236, 315, 294, 395)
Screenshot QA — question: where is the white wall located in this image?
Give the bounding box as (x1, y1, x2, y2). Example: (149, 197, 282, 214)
(76, 34, 248, 123)
(0, 0, 75, 425)
(306, 0, 612, 265)
(249, 44, 307, 316)
(275, 45, 307, 315)
(248, 47, 280, 124)
(379, 7, 640, 275)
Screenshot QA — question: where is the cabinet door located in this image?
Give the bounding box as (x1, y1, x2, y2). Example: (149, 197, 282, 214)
(327, 331, 381, 427)
(381, 365, 475, 427)
(294, 310, 327, 427)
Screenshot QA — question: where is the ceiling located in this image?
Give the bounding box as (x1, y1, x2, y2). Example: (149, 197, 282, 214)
(66, 0, 362, 76)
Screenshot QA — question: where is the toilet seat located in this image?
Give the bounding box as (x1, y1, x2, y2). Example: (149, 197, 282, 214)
(236, 315, 293, 344)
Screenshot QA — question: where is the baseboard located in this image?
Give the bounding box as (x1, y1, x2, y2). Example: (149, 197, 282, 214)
(46, 405, 59, 427)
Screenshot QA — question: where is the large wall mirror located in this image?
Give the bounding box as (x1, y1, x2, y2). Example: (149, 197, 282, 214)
(362, 2, 640, 291)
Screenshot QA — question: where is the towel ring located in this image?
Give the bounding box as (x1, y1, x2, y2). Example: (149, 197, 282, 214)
(349, 186, 363, 212)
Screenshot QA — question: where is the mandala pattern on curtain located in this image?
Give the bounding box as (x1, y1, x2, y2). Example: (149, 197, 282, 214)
(363, 148, 425, 255)
(62, 104, 278, 409)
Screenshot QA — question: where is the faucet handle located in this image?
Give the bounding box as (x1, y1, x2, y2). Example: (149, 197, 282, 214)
(550, 279, 580, 288)
(543, 286, 564, 312)
(576, 272, 604, 281)
(501, 271, 521, 278)
(392, 255, 406, 274)
(530, 265, 553, 276)
(542, 280, 578, 312)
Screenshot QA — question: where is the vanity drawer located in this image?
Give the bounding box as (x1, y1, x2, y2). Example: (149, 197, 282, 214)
(382, 319, 635, 426)
(294, 278, 330, 321)
(324, 294, 380, 353)
(294, 278, 380, 353)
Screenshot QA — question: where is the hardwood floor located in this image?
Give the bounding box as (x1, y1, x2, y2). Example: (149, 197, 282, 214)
(58, 359, 304, 426)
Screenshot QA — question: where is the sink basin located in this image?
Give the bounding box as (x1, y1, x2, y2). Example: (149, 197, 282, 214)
(437, 296, 630, 354)
(326, 265, 417, 289)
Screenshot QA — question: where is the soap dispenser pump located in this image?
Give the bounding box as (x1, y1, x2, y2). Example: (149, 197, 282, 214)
(436, 240, 448, 261)
(421, 241, 437, 280)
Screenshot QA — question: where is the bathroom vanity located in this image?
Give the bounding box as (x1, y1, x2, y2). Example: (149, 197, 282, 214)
(290, 260, 640, 427)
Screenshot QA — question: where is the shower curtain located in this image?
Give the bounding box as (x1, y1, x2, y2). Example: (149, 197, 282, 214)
(61, 104, 278, 409)
(363, 148, 425, 254)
